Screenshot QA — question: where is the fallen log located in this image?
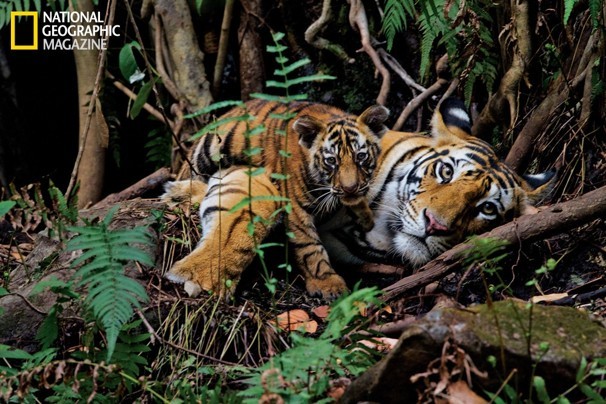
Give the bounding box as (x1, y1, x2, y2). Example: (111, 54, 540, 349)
(94, 167, 172, 207)
(380, 185, 606, 302)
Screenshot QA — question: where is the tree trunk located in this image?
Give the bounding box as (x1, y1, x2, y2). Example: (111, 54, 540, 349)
(238, 0, 265, 100)
(148, 0, 213, 113)
(72, 0, 108, 208)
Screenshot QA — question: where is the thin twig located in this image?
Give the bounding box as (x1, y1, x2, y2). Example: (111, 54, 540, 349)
(4, 292, 47, 315)
(213, 0, 236, 96)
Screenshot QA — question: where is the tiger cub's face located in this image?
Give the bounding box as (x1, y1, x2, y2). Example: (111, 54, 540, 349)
(293, 105, 389, 213)
(367, 99, 556, 266)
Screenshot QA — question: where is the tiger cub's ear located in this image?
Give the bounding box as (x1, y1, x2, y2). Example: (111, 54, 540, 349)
(357, 105, 390, 137)
(294, 115, 325, 148)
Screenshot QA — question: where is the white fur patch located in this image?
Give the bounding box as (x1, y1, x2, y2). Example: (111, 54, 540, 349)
(184, 281, 202, 297)
(448, 108, 470, 123)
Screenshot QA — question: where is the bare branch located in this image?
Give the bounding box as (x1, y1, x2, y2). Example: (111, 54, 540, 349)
(94, 168, 173, 207)
(347, 0, 390, 105)
(305, 0, 355, 63)
(392, 78, 448, 131)
(472, 0, 531, 139)
(378, 48, 426, 93)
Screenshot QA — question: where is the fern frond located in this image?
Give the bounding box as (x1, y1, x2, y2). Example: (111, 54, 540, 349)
(589, 0, 601, 28)
(383, 0, 412, 50)
(67, 209, 153, 362)
(563, 0, 580, 25)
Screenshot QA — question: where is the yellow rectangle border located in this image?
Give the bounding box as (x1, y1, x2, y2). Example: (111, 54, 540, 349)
(10, 11, 38, 50)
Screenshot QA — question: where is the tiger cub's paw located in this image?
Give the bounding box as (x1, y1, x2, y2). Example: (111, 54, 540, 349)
(165, 256, 236, 299)
(355, 210, 375, 232)
(305, 274, 349, 300)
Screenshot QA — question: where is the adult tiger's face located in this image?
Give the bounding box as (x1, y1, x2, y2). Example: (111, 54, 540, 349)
(366, 99, 556, 266)
(379, 138, 546, 265)
(294, 105, 389, 211)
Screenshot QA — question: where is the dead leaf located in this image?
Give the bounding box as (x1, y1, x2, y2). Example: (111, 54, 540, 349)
(273, 309, 318, 333)
(447, 380, 487, 404)
(312, 305, 330, 321)
(359, 337, 398, 352)
(327, 377, 351, 401)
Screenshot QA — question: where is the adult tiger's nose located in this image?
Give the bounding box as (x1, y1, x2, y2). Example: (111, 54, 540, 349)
(424, 209, 449, 236)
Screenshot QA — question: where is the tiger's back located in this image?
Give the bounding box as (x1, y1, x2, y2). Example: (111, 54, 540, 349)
(192, 99, 387, 222)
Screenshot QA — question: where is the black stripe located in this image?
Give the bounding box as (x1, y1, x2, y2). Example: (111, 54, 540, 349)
(200, 206, 229, 221)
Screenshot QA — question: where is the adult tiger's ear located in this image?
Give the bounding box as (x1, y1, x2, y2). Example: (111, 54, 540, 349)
(521, 168, 558, 209)
(293, 115, 325, 148)
(358, 105, 390, 137)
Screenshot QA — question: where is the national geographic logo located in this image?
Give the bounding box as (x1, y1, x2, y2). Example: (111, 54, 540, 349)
(10, 12, 38, 50)
(10, 11, 120, 51)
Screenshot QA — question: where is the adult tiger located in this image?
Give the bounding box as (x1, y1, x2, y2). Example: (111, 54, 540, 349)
(163, 99, 389, 299)
(318, 98, 556, 267)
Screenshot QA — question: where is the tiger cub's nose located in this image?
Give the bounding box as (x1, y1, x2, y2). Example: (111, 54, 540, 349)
(342, 184, 358, 195)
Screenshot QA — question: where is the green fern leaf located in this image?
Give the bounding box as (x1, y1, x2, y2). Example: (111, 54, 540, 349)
(589, 0, 600, 28)
(67, 210, 153, 362)
(563, 0, 579, 24)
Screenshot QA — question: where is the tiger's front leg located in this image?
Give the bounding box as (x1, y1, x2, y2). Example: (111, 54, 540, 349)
(166, 168, 281, 299)
(289, 207, 349, 299)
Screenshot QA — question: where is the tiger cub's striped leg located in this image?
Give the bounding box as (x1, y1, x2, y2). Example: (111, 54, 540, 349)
(344, 199, 374, 231)
(290, 207, 349, 299)
(166, 168, 281, 299)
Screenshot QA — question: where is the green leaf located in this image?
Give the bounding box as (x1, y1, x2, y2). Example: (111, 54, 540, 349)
(119, 41, 142, 83)
(36, 306, 59, 349)
(0, 344, 33, 360)
(0, 286, 8, 297)
(184, 100, 245, 119)
(190, 115, 252, 140)
(579, 383, 604, 401)
(533, 376, 551, 404)
(248, 167, 266, 177)
(130, 79, 154, 119)
(274, 58, 311, 76)
(0, 200, 16, 217)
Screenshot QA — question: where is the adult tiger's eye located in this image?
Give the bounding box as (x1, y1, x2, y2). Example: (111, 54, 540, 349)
(437, 162, 454, 183)
(357, 152, 368, 162)
(480, 201, 497, 216)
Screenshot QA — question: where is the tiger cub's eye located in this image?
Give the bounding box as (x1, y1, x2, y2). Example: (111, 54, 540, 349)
(437, 162, 454, 183)
(356, 152, 368, 162)
(324, 156, 337, 166)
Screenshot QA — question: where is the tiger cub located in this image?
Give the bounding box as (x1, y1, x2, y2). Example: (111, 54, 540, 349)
(163, 100, 389, 299)
(319, 98, 557, 267)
